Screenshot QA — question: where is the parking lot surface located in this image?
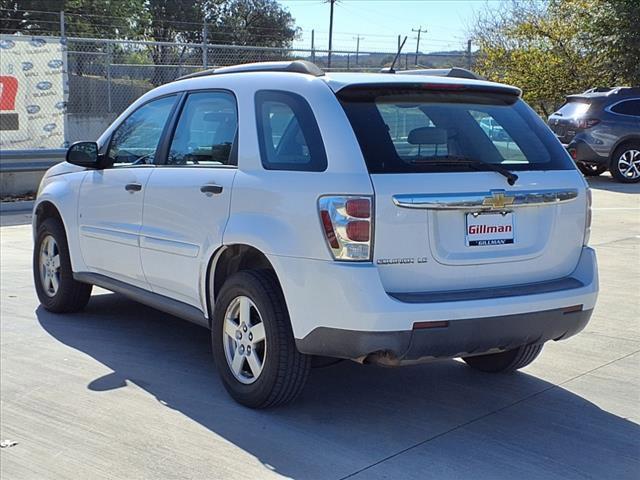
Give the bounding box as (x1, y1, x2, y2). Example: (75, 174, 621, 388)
(1, 175, 639, 480)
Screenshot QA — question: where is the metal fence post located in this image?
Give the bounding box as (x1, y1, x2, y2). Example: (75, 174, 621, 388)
(311, 29, 315, 63)
(59, 11, 65, 37)
(106, 42, 113, 113)
(202, 22, 208, 68)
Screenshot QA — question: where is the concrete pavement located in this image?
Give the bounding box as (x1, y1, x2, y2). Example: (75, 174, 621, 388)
(1, 174, 639, 479)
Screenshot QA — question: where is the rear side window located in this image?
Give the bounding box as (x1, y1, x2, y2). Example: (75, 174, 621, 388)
(610, 99, 640, 117)
(255, 90, 327, 172)
(338, 88, 573, 173)
(168, 91, 237, 166)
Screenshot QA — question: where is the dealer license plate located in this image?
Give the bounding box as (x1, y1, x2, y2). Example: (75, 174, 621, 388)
(466, 212, 514, 246)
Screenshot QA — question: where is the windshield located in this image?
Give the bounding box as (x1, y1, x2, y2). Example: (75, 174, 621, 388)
(338, 88, 573, 174)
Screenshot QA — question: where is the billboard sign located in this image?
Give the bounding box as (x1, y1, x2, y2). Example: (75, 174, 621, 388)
(0, 35, 68, 150)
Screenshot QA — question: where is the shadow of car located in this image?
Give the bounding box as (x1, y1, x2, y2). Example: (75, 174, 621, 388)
(35, 292, 640, 479)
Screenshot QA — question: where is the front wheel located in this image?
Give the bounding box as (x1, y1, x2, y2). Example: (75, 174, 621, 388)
(610, 144, 640, 183)
(211, 270, 311, 408)
(577, 162, 607, 177)
(33, 218, 92, 312)
(462, 344, 543, 373)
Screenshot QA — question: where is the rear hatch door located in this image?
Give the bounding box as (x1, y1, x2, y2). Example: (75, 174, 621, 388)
(338, 84, 587, 294)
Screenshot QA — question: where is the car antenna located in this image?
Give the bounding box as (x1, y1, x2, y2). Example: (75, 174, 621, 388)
(387, 36, 408, 74)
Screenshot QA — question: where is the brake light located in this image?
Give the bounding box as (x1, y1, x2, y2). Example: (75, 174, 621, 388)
(584, 188, 592, 245)
(318, 196, 373, 261)
(576, 118, 600, 129)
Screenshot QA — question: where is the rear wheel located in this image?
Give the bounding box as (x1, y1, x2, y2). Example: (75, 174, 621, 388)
(33, 218, 92, 313)
(610, 144, 640, 183)
(577, 162, 607, 177)
(462, 344, 543, 373)
(211, 270, 311, 408)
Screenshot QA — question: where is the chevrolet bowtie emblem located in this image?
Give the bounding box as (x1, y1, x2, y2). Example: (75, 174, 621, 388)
(483, 190, 515, 210)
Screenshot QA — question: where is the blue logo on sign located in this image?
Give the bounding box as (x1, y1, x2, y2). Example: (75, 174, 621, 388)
(0, 39, 15, 49)
(26, 105, 41, 114)
(21, 61, 34, 71)
(48, 59, 63, 69)
(54, 101, 67, 110)
(36, 81, 53, 91)
(29, 38, 47, 48)
(43, 123, 57, 132)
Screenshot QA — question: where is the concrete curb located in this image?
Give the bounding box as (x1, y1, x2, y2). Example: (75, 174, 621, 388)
(0, 200, 34, 213)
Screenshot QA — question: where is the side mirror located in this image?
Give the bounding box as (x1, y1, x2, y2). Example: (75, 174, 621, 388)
(66, 141, 100, 168)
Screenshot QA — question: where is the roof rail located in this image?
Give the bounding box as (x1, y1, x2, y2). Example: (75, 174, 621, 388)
(380, 67, 484, 81)
(176, 60, 325, 81)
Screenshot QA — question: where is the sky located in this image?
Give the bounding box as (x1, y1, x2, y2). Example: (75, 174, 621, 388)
(280, 0, 504, 53)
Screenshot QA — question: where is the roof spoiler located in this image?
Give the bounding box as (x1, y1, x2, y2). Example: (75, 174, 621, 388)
(176, 60, 325, 81)
(380, 67, 484, 81)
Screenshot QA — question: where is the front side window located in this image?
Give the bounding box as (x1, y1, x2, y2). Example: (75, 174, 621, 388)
(167, 91, 238, 166)
(255, 90, 327, 172)
(610, 99, 640, 117)
(339, 88, 573, 173)
(108, 95, 177, 167)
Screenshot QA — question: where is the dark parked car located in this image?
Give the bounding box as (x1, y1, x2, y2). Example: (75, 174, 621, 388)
(548, 87, 640, 183)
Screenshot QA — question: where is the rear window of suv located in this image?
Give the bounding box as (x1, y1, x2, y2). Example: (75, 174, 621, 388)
(554, 99, 591, 117)
(338, 86, 573, 174)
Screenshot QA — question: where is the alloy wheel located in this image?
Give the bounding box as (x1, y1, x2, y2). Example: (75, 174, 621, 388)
(617, 149, 640, 180)
(222, 296, 267, 384)
(39, 235, 61, 297)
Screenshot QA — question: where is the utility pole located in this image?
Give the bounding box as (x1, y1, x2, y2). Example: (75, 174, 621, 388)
(327, 0, 336, 69)
(353, 35, 363, 65)
(466, 39, 472, 70)
(397, 35, 401, 53)
(412, 26, 425, 66)
(311, 29, 316, 63)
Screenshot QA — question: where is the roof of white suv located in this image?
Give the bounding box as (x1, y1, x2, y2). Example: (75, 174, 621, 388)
(173, 60, 522, 96)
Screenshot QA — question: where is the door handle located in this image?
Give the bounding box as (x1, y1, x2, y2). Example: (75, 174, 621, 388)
(200, 184, 223, 195)
(125, 183, 142, 192)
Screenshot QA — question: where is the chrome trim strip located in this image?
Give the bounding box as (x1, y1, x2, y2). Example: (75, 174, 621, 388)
(392, 189, 579, 210)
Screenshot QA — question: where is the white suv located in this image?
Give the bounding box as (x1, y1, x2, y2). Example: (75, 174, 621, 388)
(33, 61, 598, 408)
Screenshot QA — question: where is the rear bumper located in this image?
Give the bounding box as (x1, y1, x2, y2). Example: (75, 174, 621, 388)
(269, 247, 598, 358)
(565, 139, 610, 165)
(296, 307, 592, 361)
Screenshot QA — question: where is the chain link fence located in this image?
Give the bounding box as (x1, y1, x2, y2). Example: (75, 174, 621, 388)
(1, 33, 471, 150)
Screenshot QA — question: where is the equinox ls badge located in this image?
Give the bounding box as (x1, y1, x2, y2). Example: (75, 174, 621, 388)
(482, 190, 515, 210)
(377, 257, 427, 265)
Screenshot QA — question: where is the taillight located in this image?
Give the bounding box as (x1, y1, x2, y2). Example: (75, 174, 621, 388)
(584, 188, 592, 245)
(576, 118, 600, 129)
(318, 196, 373, 261)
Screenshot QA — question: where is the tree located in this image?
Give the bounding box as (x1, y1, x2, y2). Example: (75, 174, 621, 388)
(210, 0, 299, 48)
(470, 0, 639, 116)
(0, 0, 144, 38)
(583, 0, 640, 85)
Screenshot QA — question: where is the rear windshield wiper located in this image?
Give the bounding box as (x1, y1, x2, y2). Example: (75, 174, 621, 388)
(410, 156, 519, 185)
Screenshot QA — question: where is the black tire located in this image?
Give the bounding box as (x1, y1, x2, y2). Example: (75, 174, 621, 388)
(577, 162, 607, 177)
(610, 143, 640, 183)
(462, 344, 543, 373)
(33, 218, 92, 313)
(211, 269, 311, 408)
